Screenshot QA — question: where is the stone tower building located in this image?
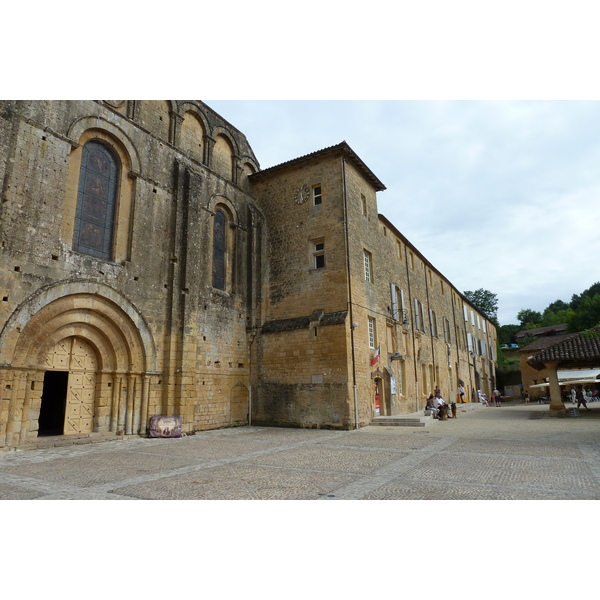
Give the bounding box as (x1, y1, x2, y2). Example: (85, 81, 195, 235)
(0, 101, 497, 449)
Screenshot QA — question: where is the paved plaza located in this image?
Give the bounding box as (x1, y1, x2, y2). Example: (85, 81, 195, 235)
(2, 401, 600, 500)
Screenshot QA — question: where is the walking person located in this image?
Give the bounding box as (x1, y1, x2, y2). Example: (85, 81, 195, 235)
(576, 385, 590, 411)
(493, 388, 501, 407)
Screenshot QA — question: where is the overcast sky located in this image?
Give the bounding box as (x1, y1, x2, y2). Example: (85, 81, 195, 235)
(10, 5, 600, 328)
(206, 100, 600, 326)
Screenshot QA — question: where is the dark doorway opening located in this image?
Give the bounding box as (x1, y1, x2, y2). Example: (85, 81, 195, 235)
(38, 371, 68, 436)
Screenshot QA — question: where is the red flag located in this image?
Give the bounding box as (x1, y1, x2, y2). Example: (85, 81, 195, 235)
(371, 346, 380, 367)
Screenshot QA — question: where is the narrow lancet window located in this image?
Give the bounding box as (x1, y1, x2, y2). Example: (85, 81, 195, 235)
(212, 210, 226, 289)
(73, 141, 119, 260)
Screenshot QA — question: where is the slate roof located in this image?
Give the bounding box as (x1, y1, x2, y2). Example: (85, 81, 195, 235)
(248, 141, 386, 192)
(527, 327, 600, 370)
(515, 323, 568, 338)
(519, 333, 574, 353)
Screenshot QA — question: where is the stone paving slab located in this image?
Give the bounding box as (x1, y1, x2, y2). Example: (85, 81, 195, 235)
(1, 404, 600, 500)
(242, 445, 406, 474)
(401, 453, 598, 492)
(443, 437, 585, 458)
(361, 479, 600, 500)
(0, 449, 200, 488)
(111, 463, 357, 500)
(315, 431, 440, 450)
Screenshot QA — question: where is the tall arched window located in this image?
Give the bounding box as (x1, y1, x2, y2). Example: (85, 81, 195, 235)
(73, 141, 120, 260)
(212, 209, 226, 289)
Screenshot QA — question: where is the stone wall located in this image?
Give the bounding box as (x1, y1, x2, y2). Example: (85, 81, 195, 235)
(0, 101, 261, 447)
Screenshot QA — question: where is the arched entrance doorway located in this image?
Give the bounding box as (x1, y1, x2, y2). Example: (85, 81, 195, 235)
(38, 337, 97, 436)
(374, 378, 382, 417)
(0, 282, 158, 448)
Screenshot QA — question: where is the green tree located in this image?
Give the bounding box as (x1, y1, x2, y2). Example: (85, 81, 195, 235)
(567, 294, 600, 332)
(517, 308, 542, 328)
(570, 282, 600, 311)
(541, 307, 575, 327)
(546, 299, 569, 313)
(498, 323, 520, 345)
(463, 289, 499, 325)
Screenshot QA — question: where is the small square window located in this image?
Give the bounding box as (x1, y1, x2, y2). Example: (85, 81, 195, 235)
(313, 185, 322, 205)
(313, 241, 325, 269)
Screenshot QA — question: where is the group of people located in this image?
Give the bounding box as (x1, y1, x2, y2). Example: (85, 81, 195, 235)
(525, 386, 598, 410)
(570, 385, 593, 411)
(478, 388, 502, 407)
(426, 384, 502, 419)
(425, 387, 457, 420)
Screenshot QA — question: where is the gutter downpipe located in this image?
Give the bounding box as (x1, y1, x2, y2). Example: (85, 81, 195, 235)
(424, 267, 437, 392)
(404, 244, 420, 412)
(342, 156, 359, 429)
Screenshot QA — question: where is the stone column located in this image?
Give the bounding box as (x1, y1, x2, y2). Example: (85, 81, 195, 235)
(546, 360, 566, 417)
(139, 374, 150, 435)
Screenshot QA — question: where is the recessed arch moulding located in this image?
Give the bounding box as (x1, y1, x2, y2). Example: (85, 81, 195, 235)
(0, 281, 159, 446)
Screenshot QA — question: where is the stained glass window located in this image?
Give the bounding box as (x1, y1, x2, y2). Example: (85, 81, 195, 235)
(73, 141, 119, 260)
(212, 210, 226, 289)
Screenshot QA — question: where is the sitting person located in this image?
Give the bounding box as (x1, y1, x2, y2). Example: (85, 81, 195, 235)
(425, 394, 439, 418)
(435, 392, 448, 420)
(478, 391, 489, 407)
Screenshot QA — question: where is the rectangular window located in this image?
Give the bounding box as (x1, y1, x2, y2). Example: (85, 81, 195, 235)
(361, 194, 367, 216)
(480, 339, 487, 357)
(312, 185, 322, 205)
(443, 317, 452, 344)
(409, 251, 415, 271)
(414, 299, 420, 331)
(386, 324, 395, 353)
(390, 283, 398, 320)
(397, 361, 405, 395)
(364, 250, 372, 283)
(463, 306, 468, 322)
(397, 240, 403, 260)
(368, 316, 376, 349)
(313, 240, 325, 269)
(434, 311, 439, 337)
(467, 332, 473, 352)
(483, 320, 487, 333)
(420, 302, 427, 333)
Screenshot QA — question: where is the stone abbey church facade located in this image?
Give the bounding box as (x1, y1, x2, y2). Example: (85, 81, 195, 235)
(0, 101, 497, 449)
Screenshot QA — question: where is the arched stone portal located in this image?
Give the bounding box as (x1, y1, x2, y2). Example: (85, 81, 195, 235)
(0, 283, 157, 448)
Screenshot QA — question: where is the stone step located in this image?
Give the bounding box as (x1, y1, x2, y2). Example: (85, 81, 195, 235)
(370, 415, 433, 427)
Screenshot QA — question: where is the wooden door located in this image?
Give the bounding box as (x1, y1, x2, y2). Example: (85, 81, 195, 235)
(44, 337, 97, 435)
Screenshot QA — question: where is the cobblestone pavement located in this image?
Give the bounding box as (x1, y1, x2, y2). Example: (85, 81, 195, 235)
(2, 402, 600, 500)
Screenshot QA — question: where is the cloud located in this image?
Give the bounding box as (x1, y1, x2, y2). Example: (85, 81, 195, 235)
(206, 100, 600, 325)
